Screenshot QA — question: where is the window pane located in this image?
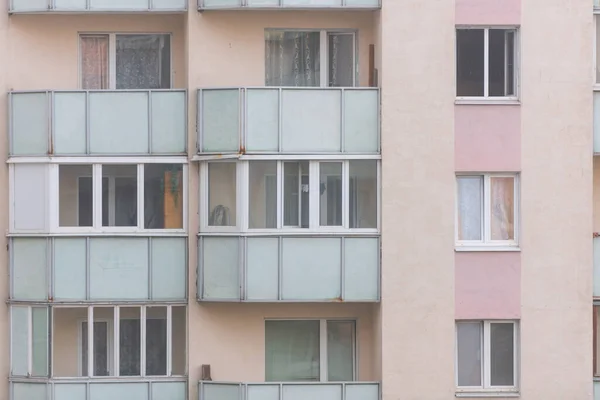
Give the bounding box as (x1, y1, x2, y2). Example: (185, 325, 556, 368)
(120, 307, 141, 376)
(59, 165, 93, 227)
(457, 177, 482, 241)
(489, 29, 515, 97)
(327, 321, 354, 381)
(456, 322, 482, 387)
(597, 22, 600, 83)
(320, 163, 342, 226)
(328, 33, 354, 87)
(265, 31, 320, 87)
(171, 306, 186, 376)
(208, 163, 236, 227)
(31, 307, 48, 377)
(83, 307, 113, 377)
(116, 35, 171, 89)
(284, 162, 309, 228)
(144, 164, 183, 229)
(456, 29, 484, 97)
(265, 320, 320, 381)
(146, 307, 167, 376)
(490, 177, 515, 240)
(490, 323, 515, 386)
(349, 160, 377, 229)
(81, 35, 108, 90)
(249, 161, 277, 229)
(102, 165, 138, 227)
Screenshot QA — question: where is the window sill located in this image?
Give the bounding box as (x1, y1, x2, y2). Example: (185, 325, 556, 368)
(456, 391, 520, 398)
(455, 246, 520, 252)
(455, 98, 520, 106)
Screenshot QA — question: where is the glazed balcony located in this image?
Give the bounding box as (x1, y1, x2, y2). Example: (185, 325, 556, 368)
(198, 0, 380, 10)
(199, 382, 380, 400)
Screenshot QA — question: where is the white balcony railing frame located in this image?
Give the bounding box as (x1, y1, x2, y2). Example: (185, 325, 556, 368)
(198, 0, 381, 10)
(198, 381, 381, 400)
(9, 0, 187, 13)
(9, 90, 188, 157)
(196, 87, 381, 156)
(197, 233, 381, 303)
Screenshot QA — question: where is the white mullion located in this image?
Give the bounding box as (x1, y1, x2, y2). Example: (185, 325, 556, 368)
(342, 161, 349, 229)
(48, 164, 59, 231)
(87, 306, 94, 377)
(93, 165, 102, 229)
(276, 161, 283, 229)
(166, 306, 173, 376)
(239, 161, 249, 232)
(483, 322, 491, 388)
(483, 175, 491, 243)
(27, 307, 32, 376)
(320, 30, 328, 87)
(137, 164, 144, 229)
(483, 29, 490, 97)
(114, 306, 120, 377)
(319, 320, 328, 382)
(140, 306, 147, 377)
(309, 162, 320, 229)
(109, 34, 117, 89)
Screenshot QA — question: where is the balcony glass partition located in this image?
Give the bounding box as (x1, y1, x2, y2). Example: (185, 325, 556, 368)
(199, 382, 380, 400)
(10, 0, 186, 12)
(9, 91, 186, 156)
(199, 0, 380, 9)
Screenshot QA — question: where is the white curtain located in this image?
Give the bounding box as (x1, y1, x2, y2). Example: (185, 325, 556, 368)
(116, 35, 170, 89)
(490, 177, 514, 240)
(81, 36, 109, 90)
(265, 31, 320, 87)
(265, 321, 320, 381)
(457, 177, 483, 240)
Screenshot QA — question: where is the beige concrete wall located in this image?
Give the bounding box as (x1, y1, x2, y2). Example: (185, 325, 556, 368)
(6, 14, 186, 90)
(520, 0, 593, 398)
(379, 1, 456, 400)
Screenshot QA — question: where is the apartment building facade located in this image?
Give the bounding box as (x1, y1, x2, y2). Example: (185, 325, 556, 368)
(0, 0, 592, 399)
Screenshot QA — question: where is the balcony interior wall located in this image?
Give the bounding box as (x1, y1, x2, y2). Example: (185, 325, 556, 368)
(6, 14, 186, 90)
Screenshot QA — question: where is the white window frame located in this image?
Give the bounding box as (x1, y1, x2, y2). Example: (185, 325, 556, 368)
(78, 33, 173, 90)
(455, 26, 520, 102)
(265, 318, 357, 382)
(200, 159, 380, 234)
(455, 173, 519, 250)
(51, 161, 188, 234)
(71, 305, 178, 378)
(264, 29, 358, 88)
(455, 320, 519, 394)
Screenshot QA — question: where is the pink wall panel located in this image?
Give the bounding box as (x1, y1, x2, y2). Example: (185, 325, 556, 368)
(455, 252, 521, 319)
(455, 105, 521, 172)
(456, 0, 521, 25)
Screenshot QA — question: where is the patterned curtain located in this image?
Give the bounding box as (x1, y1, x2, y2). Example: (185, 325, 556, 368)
(81, 36, 109, 90)
(265, 31, 320, 87)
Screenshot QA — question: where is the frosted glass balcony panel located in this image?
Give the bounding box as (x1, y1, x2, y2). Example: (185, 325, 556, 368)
(202, 383, 241, 400)
(54, 0, 87, 10)
(90, 0, 147, 9)
(89, 238, 149, 300)
(346, 384, 379, 400)
(246, 238, 279, 300)
(282, 384, 342, 400)
(594, 237, 600, 297)
(32, 307, 49, 376)
(9, 0, 47, 11)
(201, 0, 241, 7)
(151, 238, 187, 300)
(344, 0, 379, 5)
(54, 92, 86, 154)
(199, 0, 379, 8)
(151, 91, 186, 153)
(153, 0, 187, 9)
(54, 383, 87, 400)
(89, 383, 147, 400)
(12, 238, 48, 300)
(595, 381, 600, 400)
(11, 307, 29, 376)
(201, 90, 240, 152)
(247, 385, 279, 400)
(201, 237, 240, 300)
(54, 238, 87, 300)
(596, 0, 600, 7)
(152, 382, 187, 400)
(246, 89, 279, 151)
(12, 383, 47, 400)
(281, 90, 341, 152)
(247, 0, 279, 5)
(11, 93, 48, 155)
(281, 238, 341, 300)
(344, 90, 379, 153)
(13, 164, 48, 232)
(283, 0, 340, 5)
(89, 92, 149, 154)
(344, 238, 379, 301)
